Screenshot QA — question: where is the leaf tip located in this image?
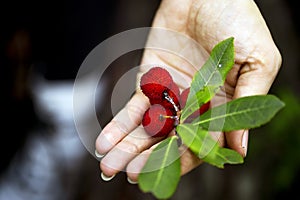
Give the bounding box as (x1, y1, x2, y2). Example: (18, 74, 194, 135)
(223, 36, 234, 44)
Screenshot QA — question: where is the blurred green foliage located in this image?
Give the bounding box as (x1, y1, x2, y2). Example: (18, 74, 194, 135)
(248, 87, 300, 198)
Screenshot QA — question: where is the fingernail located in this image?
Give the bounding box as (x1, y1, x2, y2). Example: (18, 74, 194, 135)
(242, 130, 248, 157)
(95, 149, 105, 158)
(101, 172, 115, 181)
(127, 177, 138, 184)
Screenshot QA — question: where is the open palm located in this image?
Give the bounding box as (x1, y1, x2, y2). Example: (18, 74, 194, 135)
(96, 0, 281, 182)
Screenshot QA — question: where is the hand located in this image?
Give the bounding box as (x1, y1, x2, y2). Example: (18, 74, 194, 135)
(95, 0, 281, 183)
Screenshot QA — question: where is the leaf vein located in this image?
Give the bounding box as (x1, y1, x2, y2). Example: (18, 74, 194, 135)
(153, 137, 175, 190)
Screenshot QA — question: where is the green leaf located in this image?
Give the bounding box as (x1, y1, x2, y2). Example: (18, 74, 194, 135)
(203, 147, 244, 168)
(177, 124, 243, 168)
(176, 124, 216, 158)
(181, 37, 235, 122)
(194, 95, 285, 131)
(136, 37, 286, 199)
(138, 136, 181, 199)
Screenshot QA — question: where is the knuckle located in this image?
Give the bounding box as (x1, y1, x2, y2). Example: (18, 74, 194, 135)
(126, 103, 145, 126)
(121, 140, 140, 155)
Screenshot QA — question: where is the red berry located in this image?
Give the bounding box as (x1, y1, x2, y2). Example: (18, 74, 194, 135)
(140, 67, 173, 87)
(161, 82, 180, 111)
(179, 87, 190, 108)
(142, 83, 168, 104)
(168, 82, 180, 107)
(199, 100, 210, 115)
(180, 87, 210, 122)
(140, 67, 174, 102)
(142, 104, 175, 137)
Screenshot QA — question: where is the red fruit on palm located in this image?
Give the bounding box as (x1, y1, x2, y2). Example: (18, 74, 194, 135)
(140, 67, 173, 102)
(142, 104, 176, 137)
(180, 87, 210, 122)
(199, 100, 210, 115)
(140, 66, 180, 111)
(141, 83, 168, 105)
(161, 82, 180, 111)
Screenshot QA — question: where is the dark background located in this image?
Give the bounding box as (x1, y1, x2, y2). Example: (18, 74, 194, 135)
(1, 0, 299, 199)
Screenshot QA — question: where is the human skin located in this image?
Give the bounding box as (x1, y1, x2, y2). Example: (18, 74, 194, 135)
(96, 0, 282, 182)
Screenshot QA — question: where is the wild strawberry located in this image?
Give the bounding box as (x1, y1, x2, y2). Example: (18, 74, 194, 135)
(140, 67, 173, 87)
(141, 83, 168, 105)
(180, 87, 210, 122)
(161, 82, 180, 111)
(140, 67, 174, 103)
(179, 87, 190, 109)
(199, 100, 210, 115)
(142, 104, 176, 137)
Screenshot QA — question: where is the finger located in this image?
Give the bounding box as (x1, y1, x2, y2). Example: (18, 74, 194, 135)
(211, 96, 249, 157)
(126, 148, 153, 183)
(125, 130, 224, 182)
(100, 126, 162, 177)
(95, 92, 149, 155)
(225, 129, 249, 157)
(226, 61, 280, 157)
(125, 132, 177, 182)
(179, 146, 202, 175)
(126, 144, 203, 183)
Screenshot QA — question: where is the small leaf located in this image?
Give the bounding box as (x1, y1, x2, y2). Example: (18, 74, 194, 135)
(194, 95, 285, 131)
(138, 136, 181, 199)
(203, 146, 244, 168)
(181, 37, 234, 122)
(176, 124, 216, 158)
(177, 124, 243, 168)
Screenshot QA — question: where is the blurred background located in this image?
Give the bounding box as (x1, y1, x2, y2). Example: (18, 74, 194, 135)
(0, 0, 299, 199)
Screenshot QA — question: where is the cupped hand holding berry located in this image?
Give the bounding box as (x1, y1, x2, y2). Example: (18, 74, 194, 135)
(95, 0, 282, 183)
